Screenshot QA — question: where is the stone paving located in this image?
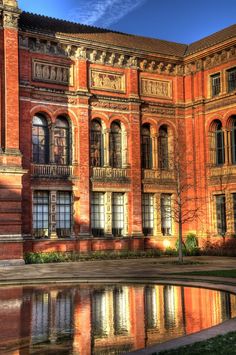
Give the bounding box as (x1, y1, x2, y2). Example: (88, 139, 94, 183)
(1, 255, 236, 354)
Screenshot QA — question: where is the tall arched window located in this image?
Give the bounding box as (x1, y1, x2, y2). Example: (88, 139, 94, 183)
(110, 121, 122, 168)
(91, 120, 103, 167)
(215, 121, 225, 165)
(54, 116, 70, 165)
(141, 124, 152, 169)
(159, 125, 169, 170)
(32, 114, 49, 164)
(231, 117, 236, 164)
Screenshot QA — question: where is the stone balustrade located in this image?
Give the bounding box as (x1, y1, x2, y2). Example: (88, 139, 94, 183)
(31, 164, 72, 178)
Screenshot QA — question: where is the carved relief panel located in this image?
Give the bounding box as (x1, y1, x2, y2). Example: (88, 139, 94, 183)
(32, 60, 73, 86)
(140, 77, 172, 99)
(90, 69, 126, 93)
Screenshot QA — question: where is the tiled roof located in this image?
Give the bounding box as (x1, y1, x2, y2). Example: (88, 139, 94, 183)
(186, 24, 236, 55)
(19, 12, 187, 57)
(19, 12, 236, 58)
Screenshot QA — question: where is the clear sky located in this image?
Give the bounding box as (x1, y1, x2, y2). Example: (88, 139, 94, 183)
(18, 0, 236, 44)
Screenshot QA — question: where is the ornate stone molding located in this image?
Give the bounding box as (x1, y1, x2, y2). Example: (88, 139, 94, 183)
(91, 99, 129, 111)
(90, 69, 126, 93)
(142, 103, 175, 116)
(32, 60, 73, 86)
(140, 77, 172, 99)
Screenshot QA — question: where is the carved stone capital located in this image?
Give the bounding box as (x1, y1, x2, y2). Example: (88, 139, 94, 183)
(2, 10, 20, 28)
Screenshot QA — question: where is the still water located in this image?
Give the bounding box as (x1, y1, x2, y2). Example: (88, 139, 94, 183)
(0, 283, 236, 354)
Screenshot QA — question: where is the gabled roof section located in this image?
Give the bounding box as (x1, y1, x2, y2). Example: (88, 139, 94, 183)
(19, 12, 236, 58)
(186, 24, 236, 55)
(19, 12, 187, 57)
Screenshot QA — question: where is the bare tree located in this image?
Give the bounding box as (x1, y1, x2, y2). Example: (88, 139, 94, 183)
(162, 138, 204, 263)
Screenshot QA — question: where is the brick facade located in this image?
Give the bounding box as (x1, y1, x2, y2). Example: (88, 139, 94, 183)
(0, 1, 236, 263)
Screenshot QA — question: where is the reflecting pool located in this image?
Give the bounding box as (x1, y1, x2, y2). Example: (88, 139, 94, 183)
(0, 283, 236, 354)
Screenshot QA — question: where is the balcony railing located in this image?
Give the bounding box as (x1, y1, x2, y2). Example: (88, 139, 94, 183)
(142, 169, 175, 182)
(209, 164, 236, 178)
(92, 167, 130, 181)
(31, 164, 72, 178)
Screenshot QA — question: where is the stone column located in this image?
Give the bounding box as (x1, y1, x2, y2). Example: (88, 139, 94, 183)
(50, 191, 57, 239)
(152, 133, 158, 169)
(103, 128, 110, 167)
(154, 193, 161, 236)
(104, 192, 112, 236)
(121, 127, 128, 168)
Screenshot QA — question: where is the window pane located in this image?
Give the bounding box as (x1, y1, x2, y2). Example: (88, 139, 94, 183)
(161, 194, 172, 236)
(91, 120, 103, 167)
(228, 68, 236, 93)
(211, 73, 220, 96)
(142, 193, 154, 236)
(110, 122, 122, 168)
(33, 191, 49, 237)
(32, 115, 49, 164)
(56, 192, 72, 237)
(216, 195, 226, 235)
(91, 192, 105, 236)
(112, 193, 124, 236)
(141, 125, 152, 169)
(54, 118, 69, 165)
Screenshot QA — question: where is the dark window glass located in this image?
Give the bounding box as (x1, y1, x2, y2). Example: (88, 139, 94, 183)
(112, 193, 124, 236)
(145, 286, 158, 329)
(91, 192, 105, 237)
(91, 120, 103, 167)
(54, 117, 69, 165)
(113, 287, 129, 335)
(216, 195, 226, 235)
(215, 122, 225, 165)
(33, 191, 49, 238)
(142, 193, 154, 236)
(141, 125, 152, 169)
(228, 68, 236, 92)
(161, 194, 172, 236)
(231, 119, 236, 164)
(31, 292, 49, 344)
(56, 191, 71, 237)
(159, 126, 169, 170)
(32, 115, 49, 164)
(110, 122, 122, 168)
(211, 73, 221, 96)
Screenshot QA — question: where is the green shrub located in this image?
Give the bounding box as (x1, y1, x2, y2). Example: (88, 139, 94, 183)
(24, 249, 162, 264)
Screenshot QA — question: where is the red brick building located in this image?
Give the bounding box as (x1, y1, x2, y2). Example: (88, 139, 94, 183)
(0, 0, 236, 264)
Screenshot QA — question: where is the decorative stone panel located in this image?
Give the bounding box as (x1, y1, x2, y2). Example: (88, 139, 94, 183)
(90, 69, 126, 93)
(32, 60, 73, 86)
(140, 78, 172, 99)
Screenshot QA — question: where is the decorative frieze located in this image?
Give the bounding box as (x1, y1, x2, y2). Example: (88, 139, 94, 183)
(32, 60, 73, 86)
(90, 69, 126, 93)
(142, 103, 175, 116)
(140, 78, 172, 99)
(91, 99, 129, 111)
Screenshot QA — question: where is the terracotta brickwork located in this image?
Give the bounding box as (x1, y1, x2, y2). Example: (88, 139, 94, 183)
(0, 1, 236, 262)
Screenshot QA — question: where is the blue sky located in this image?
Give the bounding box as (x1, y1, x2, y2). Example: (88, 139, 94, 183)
(18, 0, 236, 44)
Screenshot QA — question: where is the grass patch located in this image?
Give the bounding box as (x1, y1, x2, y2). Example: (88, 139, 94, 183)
(179, 269, 236, 278)
(160, 260, 205, 265)
(158, 331, 236, 355)
(24, 249, 162, 264)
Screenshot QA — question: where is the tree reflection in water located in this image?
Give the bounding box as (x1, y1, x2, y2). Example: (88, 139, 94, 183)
(0, 284, 235, 354)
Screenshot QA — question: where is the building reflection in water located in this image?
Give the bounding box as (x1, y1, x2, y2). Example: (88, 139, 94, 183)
(0, 284, 236, 354)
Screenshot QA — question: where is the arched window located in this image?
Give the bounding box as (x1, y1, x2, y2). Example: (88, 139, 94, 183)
(231, 117, 236, 164)
(110, 121, 122, 168)
(54, 116, 70, 165)
(215, 121, 224, 165)
(32, 114, 49, 164)
(159, 125, 169, 170)
(91, 120, 103, 167)
(141, 124, 152, 169)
